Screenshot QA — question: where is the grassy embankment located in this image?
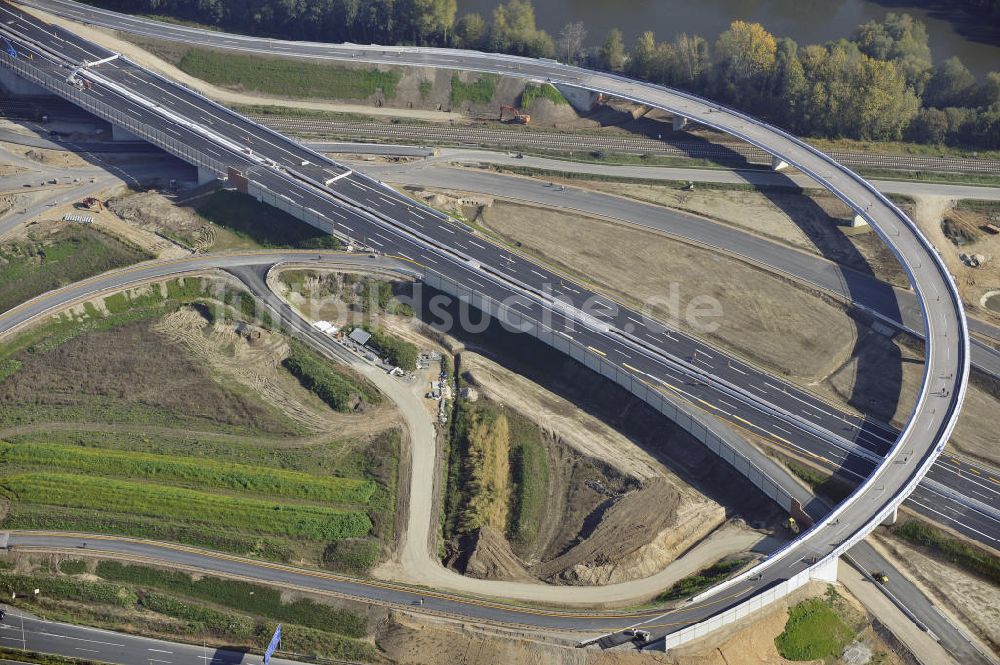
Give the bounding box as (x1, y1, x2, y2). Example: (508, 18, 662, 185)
(520, 83, 568, 107)
(0, 281, 397, 566)
(178, 48, 401, 100)
(0, 225, 152, 315)
(891, 519, 1000, 585)
(450, 74, 498, 106)
(283, 339, 382, 412)
(655, 557, 751, 602)
(775, 588, 861, 660)
(0, 560, 375, 661)
(443, 392, 548, 557)
(785, 461, 855, 505)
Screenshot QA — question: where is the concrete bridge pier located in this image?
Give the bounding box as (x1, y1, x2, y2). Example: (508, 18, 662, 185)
(552, 83, 599, 114)
(809, 556, 839, 583)
(197, 166, 218, 185)
(672, 115, 688, 131)
(849, 213, 870, 228)
(882, 506, 898, 526)
(111, 123, 142, 142)
(771, 155, 790, 171)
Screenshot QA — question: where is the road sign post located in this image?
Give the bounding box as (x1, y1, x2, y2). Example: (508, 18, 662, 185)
(263, 624, 281, 665)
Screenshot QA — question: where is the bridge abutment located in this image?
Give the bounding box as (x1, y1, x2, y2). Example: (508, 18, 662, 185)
(0, 65, 50, 95)
(672, 115, 688, 131)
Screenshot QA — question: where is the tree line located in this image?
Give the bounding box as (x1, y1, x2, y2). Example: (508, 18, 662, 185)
(94, 0, 1000, 148)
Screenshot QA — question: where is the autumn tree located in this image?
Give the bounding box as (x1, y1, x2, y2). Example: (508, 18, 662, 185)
(454, 12, 486, 48)
(924, 56, 977, 108)
(598, 28, 626, 72)
(557, 21, 587, 64)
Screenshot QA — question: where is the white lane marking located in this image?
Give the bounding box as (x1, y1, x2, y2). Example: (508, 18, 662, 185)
(467, 239, 487, 249)
(531, 269, 548, 279)
(366, 237, 384, 247)
(439, 224, 455, 234)
(75, 648, 101, 653)
(907, 498, 998, 543)
(148, 649, 173, 654)
(36, 632, 125, 647)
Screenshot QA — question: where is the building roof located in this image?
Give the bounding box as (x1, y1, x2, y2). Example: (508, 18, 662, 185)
(348, 328, 372, 346)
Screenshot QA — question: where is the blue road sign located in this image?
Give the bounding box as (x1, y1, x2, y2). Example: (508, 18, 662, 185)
(2, 38, 17, 58)
(263, 624, 281, 665)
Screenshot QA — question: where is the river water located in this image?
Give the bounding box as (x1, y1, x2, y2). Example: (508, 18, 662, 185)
(457, 0, 1000, 79)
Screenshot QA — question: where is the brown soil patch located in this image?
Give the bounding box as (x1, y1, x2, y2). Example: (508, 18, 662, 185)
(0, 310, 296, 435)
(565, 179, 909, 289)
(455, 352, 728, 586)
(477, 200, 857, 383)
(154, 307, 399, 436)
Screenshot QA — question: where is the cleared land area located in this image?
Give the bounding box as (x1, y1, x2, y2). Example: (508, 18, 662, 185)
(475, 199, 857, 384)
(0, 225, 152, 314)
(0, 556, 378, 662)
(0, 279, 399, 566)
(107, 188, 341, 251)
(523, 176, 910, 289)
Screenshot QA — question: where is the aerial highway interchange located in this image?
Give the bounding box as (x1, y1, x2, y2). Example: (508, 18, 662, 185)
(0, 0, 986, 657)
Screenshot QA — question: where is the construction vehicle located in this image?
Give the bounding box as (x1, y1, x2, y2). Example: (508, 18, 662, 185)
(80, 196, 102, 211)
(625, 628, 651, 642)
(499, 104, 530, 125)
(873, 571, 889, 584)
(785, 516, 799, 534)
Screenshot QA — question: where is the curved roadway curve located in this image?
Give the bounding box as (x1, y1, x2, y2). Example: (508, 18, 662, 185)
(3, 0, 973, 644)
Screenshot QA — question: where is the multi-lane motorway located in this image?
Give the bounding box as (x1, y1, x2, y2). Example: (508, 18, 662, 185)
(0, 0, 977, 649)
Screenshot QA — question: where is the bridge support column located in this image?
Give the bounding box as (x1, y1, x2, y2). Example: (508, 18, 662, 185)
(552, 83, 599, 114)
(0, 66, 50, 95)
(111, 123, 142, 142)
(771, 155, 790, 171)
(197, 167, 218, 185)
(849, 214, 869, 228)
(810, 556, 839, 583)
(672, 115, 688, 131)
(882, 506, 898, 526)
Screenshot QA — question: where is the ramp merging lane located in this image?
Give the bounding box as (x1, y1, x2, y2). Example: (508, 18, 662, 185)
(0, 0, 975, 645)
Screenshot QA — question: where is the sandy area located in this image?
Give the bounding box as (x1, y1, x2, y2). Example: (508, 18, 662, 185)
(477, 200, 858, 384)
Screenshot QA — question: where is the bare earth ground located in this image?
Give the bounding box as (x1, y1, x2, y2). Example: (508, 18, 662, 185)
(476, 199, 858, 385)
(873, 532, 1000, 654)
(911, 196, 1000, 329)
(154, 307, 399, 436)
(547, 178, 909, 289)
(460, 351, 734, 586)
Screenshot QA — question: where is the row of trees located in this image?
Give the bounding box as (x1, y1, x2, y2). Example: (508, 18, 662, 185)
(593, 14, 1000, 146)
(98, 0, 999, 148)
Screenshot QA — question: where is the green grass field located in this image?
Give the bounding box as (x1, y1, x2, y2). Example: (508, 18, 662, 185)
(507, 409, 548, 554)
(892, 519, 1000, 584)
(179, 49, 400, 100)
(0, 290, 398, 565)
(775, 591, 856, 660)
(283, 340, 381, 412)
(0, 226, 152, 314)
(0, 442, 377, 504)
(2, 473, 372, 540)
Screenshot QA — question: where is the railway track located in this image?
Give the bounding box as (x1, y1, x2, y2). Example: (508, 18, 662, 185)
(249, 113, 1000, 175)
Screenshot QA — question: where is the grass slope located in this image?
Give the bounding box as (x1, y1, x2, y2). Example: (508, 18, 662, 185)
(179, 49, 400, 100)
(0, 226, 152, 314)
